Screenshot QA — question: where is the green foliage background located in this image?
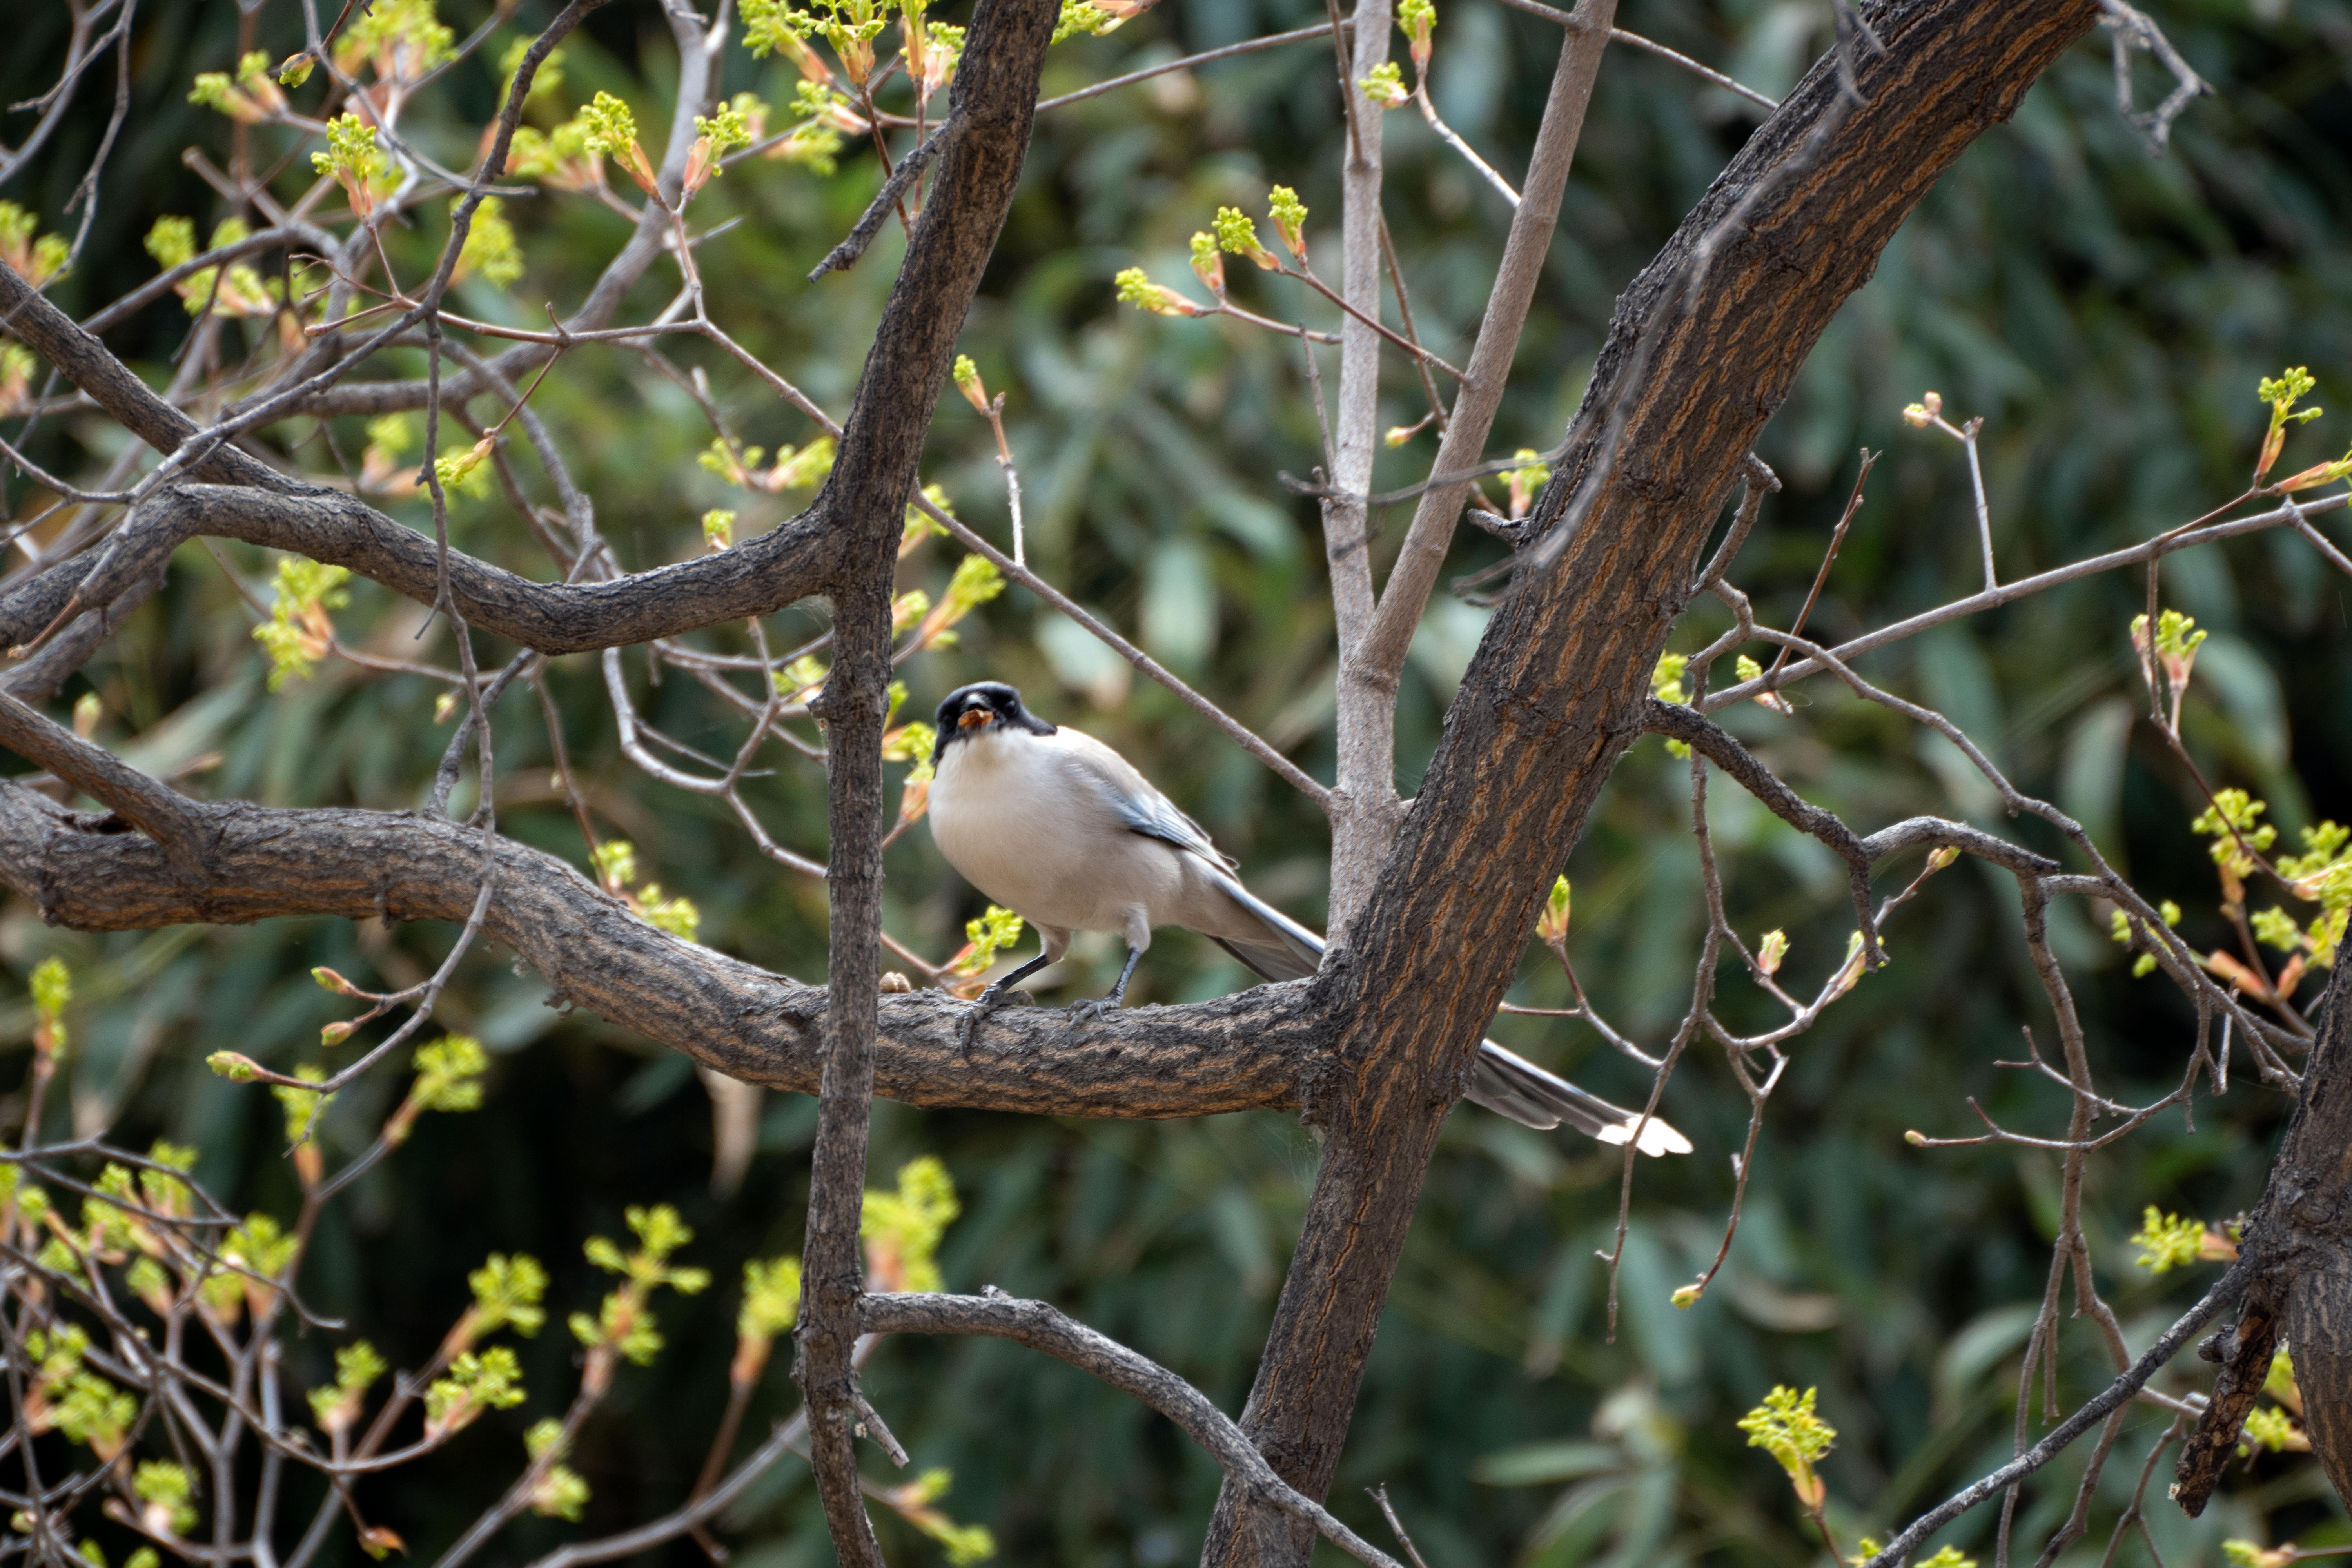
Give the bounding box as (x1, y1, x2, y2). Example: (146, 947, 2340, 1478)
(4, 0, 2352, 1563)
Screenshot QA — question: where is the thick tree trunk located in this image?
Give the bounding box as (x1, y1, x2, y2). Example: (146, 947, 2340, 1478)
(1202, 2, 2103, 1559)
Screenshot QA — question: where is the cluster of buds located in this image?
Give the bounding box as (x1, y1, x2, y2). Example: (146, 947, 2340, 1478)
(1115, 266, 1207, 318)
(786, 0, 894, 87)
(505, 118, 602, 191)
(0, 344, 37, 419)
(1739, 1384, 1836, 1518)
(2108, 898, 2183, 980)
(249, 557, 353, 690)
(451, 197, 524, 289)
(1399, 0, 1436, 72)
(570, 1205, 711, 1396)
(1213, 205, 1281, 272)
(2190, 786, 2275, 896)
(187, 51, 289, 124)
(2254, 365, 2320, 484)
(943, 906, 1025, 999)
(1731, 654, 1795, 715)
(698, 434, 838, 493)
(581, 92, 659, 196)
(909, 17, 966, 98)
(128, 1461, 198, 1537)
(523, 1420, 591, 1521)
(2252, 366, 2352, 493)
(332, 0, 454, 84)
(1900, 388, 1945, 428)
(0, 202, 70, 287)
(423, 1346, 526, 1440)
(306, 1341, 388, 1438)
(2126, 1206, 2241, 1274)
(592, 839, 702, 941)
(880, 680, 939, 820)
(1359, 62, 1409, 109)
(683, 102, 752, 194)
(143, 216, 285, 318)
(898, 554, 1005, 659)
(311, 114, 390, 218)
(1533, 875, 1571, 947)
(2129, 607, 2205, 734)
(1125, 189, 1310, 319)
(952, 353, 991, 415)
(1501, 448, 1550, 518)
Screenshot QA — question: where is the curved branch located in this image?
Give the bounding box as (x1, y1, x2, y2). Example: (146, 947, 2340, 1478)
(1697, 495, 2347, 713)
(1642, 697, 1881, 953)
(858, 1291, 1405, 1568)
(0, 695, 203, 863)
(0, 781, 1321, 1118)
(0, 483, 842, 657)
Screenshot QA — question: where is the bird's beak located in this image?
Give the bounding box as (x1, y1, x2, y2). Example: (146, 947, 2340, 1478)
(957, 708, 995, 730)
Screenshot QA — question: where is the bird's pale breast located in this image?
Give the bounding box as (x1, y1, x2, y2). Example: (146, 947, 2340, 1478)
(929, 730, 1183, 935)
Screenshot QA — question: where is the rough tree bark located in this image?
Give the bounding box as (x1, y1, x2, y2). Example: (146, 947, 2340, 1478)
(1202, 1, 2103, 1559)
(2174, 955, 2352, 1514)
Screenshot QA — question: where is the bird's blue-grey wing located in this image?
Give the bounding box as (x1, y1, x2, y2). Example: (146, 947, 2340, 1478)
(1112, 786, 1231, 867)
(1054, 733, 1236, 867)
(1053, 733, 1325, 976)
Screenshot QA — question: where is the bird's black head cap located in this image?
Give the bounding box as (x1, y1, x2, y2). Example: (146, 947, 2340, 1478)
(933, 682, 1055, 764)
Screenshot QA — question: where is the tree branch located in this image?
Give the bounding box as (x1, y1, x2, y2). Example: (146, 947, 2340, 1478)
(860, 1291, 1406, 1568)
(0, 484, 842, 658)
(0, 260, 294, 492)
(0, 782, 1326, 1116)
(1859, 1256, 2250, 1568)
(779, 0, 1062, 1553)
(0, 693, 205, 865)
(1317, 0, 1399, 939)
(1354, 0, 1614, 681)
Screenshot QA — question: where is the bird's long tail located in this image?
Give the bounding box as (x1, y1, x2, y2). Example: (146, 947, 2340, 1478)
(1200, 866, 1691, 1157)
(1465, 1041, 1692, 1154)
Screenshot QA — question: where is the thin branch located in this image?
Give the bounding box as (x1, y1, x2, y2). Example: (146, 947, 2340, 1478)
(1033, 22, 1345, 112)
(1700, 495, 2345, 711)
(1858, 1259, 2251, 1568)
(808, 116, 954, 281)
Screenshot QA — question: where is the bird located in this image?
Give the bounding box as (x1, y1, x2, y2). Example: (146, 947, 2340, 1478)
(924, 681, 1691, 1156)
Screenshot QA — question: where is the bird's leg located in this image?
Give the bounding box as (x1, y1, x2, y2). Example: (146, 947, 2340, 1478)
(1064, 945, 1143, 1026)
(958, 949, 1055, 1054)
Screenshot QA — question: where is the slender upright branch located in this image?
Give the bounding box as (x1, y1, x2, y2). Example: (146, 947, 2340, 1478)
(1355, 0, 1615, 681)
(780, 0, 1060, 1557)
(1319, 0, 1398, 936)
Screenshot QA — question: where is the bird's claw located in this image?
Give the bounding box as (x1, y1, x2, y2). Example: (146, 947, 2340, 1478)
(957, 985, 1035, 1054)
(1062, 993, 1123, 1029)
(957, 989, 1004, 1056)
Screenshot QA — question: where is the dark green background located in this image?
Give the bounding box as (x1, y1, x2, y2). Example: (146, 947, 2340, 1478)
(3, 0, 2349, 1562)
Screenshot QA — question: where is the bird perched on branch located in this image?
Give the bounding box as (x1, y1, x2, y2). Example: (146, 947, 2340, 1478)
(925, 681, 1690, 1156)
